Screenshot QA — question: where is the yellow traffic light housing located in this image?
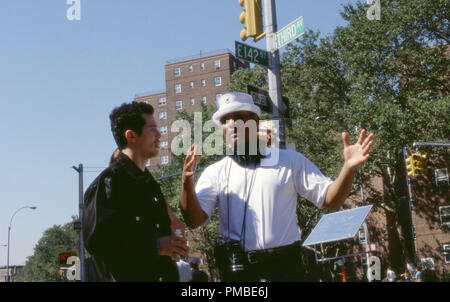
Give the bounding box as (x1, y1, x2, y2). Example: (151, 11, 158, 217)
(239, 0, 265, 42)
(406, 152, 428, 177)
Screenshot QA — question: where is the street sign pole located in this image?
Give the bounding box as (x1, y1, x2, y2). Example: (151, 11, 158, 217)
(264, 0, 285, 149)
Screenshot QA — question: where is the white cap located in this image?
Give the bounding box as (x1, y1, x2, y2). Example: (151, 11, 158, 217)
(212, 92, 261, 126)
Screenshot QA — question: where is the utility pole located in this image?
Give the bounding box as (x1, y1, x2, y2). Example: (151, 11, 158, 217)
(72, 164, 85, 282)
(264, 0, 286, 149)
(360, 174, 373, 282)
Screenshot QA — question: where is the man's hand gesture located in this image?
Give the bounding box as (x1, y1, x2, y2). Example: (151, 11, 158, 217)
(182, 145, 198, 186)
(342, 129, 374, 171)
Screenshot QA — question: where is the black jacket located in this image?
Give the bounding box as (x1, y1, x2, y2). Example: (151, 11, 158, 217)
(82, 152, 178, 282)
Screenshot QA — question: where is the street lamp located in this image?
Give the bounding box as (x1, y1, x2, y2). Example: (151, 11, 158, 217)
(6, 206, 37, 282)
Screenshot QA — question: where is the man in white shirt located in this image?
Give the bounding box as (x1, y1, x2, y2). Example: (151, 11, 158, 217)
(180, 92, 374, 281)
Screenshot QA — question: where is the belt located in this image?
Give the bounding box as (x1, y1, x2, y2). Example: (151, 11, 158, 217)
(246, 241, 300, 264)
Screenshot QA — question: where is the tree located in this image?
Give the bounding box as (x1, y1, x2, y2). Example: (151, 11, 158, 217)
(15, 216, 79, 282)
(281, 0, 449, 271)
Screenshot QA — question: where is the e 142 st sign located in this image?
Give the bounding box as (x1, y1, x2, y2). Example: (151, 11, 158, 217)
(235, 41, 269, 67)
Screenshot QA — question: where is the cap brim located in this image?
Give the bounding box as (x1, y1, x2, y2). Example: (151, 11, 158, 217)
(212, 103, 261, 126)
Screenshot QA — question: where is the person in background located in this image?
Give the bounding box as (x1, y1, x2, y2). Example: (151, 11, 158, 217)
(400, 269, 412, 282)
(385, 266, 397, 282)
(414, 266, 423, 282)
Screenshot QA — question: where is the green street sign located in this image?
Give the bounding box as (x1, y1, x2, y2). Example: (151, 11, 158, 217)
(235, 41, 269, 67)
(276, 16, 304, 50)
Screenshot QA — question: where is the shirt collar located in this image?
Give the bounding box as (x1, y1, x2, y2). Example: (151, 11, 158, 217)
(115, 152, 153, 182)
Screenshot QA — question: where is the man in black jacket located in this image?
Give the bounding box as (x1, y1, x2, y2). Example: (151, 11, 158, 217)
(83, 102, 188, 282)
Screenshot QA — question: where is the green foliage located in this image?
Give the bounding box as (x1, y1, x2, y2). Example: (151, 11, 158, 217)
(15, 216, 79, 282)
(229, 65, 267, 92)
(280, 0, 449, 266)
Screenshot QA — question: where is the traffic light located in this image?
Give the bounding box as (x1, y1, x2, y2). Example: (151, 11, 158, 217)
(239, 0, 265, 42)
(406, 152, 428, 177)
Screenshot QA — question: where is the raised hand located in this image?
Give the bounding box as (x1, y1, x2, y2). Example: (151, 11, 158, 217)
(342, 129, 374, 171)
(182, 144, 198, 184)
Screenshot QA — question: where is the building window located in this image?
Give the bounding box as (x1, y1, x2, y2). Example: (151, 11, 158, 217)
(160, 141, 168, 150)
(188, 65, 193, 72)
(159, 126, 168, 135)
(214, 77, 222, 86)
(174, 68, 181, 77)
(189, 81, 194, 88)
(201, 96, 207, 104)
(439, 206, 450, 226)
(158, 97, 166, 106)
(160, 156, 169, 165)
(190, 98, 195, 106)
(146, 159, 151, 167)
(201, 79, 206, 87)
(232, 61, 237, 70)
(421, 258, 435, 271)
(215, 94, 222, 103)
(158, 112, 167, 120)
(444, 244, 450, 264)
(175, 84, 181, 94)
(176, 100, 183, 110)
(435, 168, 449, 187)
(358, 226, 367, 244)
(214, 60, 221, 70)
(200, 62, 205, 70)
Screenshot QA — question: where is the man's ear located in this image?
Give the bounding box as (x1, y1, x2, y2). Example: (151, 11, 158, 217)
(124, 129, 137, 144)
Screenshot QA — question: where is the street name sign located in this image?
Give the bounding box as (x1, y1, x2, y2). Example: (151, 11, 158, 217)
(247, 85, 290, 117)
(235, 41, 269, 67)
(276, 16, 304, 50)
(247, 85, 272, 113)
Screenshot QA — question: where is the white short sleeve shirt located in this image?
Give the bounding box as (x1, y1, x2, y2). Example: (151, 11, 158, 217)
(195, 148, 333, 251)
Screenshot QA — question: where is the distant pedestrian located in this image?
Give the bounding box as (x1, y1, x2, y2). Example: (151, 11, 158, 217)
(385, 266, 396, 282)
(401, 269, 412, 282)
(414, 266, 423, 282)
(108, 148, 121, 166)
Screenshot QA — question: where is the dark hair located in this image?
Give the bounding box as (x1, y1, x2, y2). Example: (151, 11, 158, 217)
(110, 102, 154, 149)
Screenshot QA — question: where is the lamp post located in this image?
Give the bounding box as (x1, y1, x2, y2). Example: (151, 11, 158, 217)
(6, 206, 37, 282)
(0, 244, 6, 282)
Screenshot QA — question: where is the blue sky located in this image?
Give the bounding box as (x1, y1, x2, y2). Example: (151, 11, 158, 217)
(0, 0, 360, 266)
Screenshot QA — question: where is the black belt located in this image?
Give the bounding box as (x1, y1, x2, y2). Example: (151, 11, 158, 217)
(246, 241, 301, 264)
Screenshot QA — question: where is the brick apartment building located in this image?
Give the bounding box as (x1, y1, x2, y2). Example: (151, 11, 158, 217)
(134, 49, 248, 169)
(334, 145, 449, 281)
(407, 146, 450, 279)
